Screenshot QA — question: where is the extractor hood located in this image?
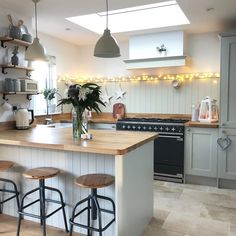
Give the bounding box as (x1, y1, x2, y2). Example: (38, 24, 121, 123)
(124, 31, 190, 69)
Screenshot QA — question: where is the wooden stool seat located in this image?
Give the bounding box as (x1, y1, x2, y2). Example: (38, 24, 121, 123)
(75, 173, 115, 189)
(23, 167, 60, 180)
(0, 161, 14, 171)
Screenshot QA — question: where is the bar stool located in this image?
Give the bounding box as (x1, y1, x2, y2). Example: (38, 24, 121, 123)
(0, 161, 20, 213)
(69, 173, 115, 236)
(16, 167, 69, 236)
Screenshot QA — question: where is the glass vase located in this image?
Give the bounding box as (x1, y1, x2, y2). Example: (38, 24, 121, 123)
(72, 107, 88, 139)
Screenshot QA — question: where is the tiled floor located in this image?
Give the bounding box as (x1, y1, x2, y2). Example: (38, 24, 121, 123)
(1, 181, 236, 236)
(142, 181, 236, 236)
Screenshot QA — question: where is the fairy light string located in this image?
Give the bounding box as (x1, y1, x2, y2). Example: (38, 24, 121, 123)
(58, 72, 220, 84)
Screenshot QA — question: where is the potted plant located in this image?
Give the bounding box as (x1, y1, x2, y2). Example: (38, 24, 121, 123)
(43, 88, 57, 115)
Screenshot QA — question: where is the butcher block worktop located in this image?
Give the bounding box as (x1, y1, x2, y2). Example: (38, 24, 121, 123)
(185, 121, 219, 128)
(0, 126, 158, 155)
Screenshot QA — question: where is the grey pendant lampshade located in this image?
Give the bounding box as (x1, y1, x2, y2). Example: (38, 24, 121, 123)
(94, 0, 120, 58)
(25, 37, 47, 61)
(25, 0, 48, 61)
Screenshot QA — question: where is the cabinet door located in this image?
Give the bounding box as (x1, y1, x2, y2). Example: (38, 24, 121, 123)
(185, 127, 218, 177)
(218, 128, 236, 180)
(220, 35, 236, 128)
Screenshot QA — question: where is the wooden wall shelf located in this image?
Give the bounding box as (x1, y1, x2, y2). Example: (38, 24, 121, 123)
(1, 92, 39, 101)
(0, 64, 34, 76)
(0, 36, 31, 48)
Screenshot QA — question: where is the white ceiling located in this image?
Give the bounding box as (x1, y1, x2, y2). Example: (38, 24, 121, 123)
(0, 0, 236, 46)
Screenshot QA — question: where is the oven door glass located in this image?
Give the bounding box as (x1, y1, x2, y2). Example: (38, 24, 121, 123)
(154, 135, 184, 176)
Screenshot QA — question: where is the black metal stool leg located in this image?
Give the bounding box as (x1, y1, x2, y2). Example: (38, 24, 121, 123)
(16, 214, 23, 236)
(91, 189, 97, 221)
(12, 180, 20, 211)
(0, 178, 20, 212)
(39, 179, 46, 236)
(93, 195, 102, 236)
(87, 198, 91, 236)
(16, 195, 25, 236)
(45, 186, 69, 232)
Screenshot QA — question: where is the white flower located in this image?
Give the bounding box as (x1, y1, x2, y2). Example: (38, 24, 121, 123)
(79, 87, 90, 101)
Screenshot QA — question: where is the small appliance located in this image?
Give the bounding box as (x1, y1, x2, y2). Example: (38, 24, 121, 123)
(15, 108, 34, 130)
(20, 79, 38, 92)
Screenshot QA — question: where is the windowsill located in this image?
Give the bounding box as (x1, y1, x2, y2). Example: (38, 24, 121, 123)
(35, 111, 62, 117)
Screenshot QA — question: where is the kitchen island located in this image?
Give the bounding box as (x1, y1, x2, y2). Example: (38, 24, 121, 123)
(0, 126, 157, 236)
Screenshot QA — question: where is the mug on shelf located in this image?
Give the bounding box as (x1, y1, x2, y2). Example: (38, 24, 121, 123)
(4, 78, 14, 92)
(1, 101, 12, 111)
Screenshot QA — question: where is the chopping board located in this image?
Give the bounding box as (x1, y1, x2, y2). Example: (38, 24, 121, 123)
(113, 103, 125, 118)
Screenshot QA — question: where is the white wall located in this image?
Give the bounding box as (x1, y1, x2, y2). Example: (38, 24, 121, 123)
(73, 32, 220, 114)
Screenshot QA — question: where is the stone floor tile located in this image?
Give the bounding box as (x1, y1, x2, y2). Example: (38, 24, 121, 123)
(155, 195, 206, 217)
(180, 188, 236, 210)
(165, 181, 210, 192)
(142, 217, 188, 236)
(154, 184, 183, 199)
(230, 224, 236, 236)
(163, 211, 230, 236)
(201, 204, 236, 225)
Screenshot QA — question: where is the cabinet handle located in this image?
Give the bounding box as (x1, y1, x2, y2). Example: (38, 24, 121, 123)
(222, 123, 226, 126)
(186, 128, 191, 132)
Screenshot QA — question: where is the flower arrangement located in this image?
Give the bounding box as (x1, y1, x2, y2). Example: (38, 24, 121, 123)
(58, 83, 105, 139)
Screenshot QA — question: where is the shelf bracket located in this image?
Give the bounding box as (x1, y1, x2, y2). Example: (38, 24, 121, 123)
(26, 70, 31, 77)
(1, 67, 7, 74)
(2, 94, 8, 101)
(0, 40, 7, 48)
(26, 94, 32, 100)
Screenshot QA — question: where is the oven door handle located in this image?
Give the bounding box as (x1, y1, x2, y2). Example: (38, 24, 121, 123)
(158, 135, 183, 141)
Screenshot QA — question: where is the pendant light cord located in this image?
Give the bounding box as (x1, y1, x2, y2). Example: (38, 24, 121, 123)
(34, 0, 38, 38)
(106, 0, 108, 29)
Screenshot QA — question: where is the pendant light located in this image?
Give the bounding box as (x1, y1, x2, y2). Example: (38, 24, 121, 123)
(25, 0, 48, 61)
(94, 0, 121, 58)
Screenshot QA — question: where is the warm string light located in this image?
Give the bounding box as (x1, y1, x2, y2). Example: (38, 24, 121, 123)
(58, 73, 220, 84)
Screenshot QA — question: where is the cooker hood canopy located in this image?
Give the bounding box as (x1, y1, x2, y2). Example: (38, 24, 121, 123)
(124, 31, 190, 69)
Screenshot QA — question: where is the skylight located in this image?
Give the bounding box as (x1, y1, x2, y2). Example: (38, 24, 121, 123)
(66, 0, 190, 34)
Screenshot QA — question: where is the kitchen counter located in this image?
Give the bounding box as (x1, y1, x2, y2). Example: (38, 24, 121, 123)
(0, 126, 157, 155)
(0, 126, 155, 236)
(185, 121, 219, 128)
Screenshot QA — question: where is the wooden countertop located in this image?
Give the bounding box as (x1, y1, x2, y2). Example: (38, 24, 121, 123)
(185, 121, 219, 128)
(0, 126, 158, 155)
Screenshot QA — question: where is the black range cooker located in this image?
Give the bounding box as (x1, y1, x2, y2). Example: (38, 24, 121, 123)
(116, 118, 188, 183)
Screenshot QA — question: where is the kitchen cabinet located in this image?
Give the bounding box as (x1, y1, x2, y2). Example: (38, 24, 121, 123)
(185, 127, 218, 177)
(217, 31, 236, 182)
(218, 129, 236, 181)
(219, 32, 236, 128)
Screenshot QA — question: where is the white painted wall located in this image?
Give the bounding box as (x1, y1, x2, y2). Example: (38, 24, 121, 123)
(74, 32, 220, 114)
(129, 31, 185, 59)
